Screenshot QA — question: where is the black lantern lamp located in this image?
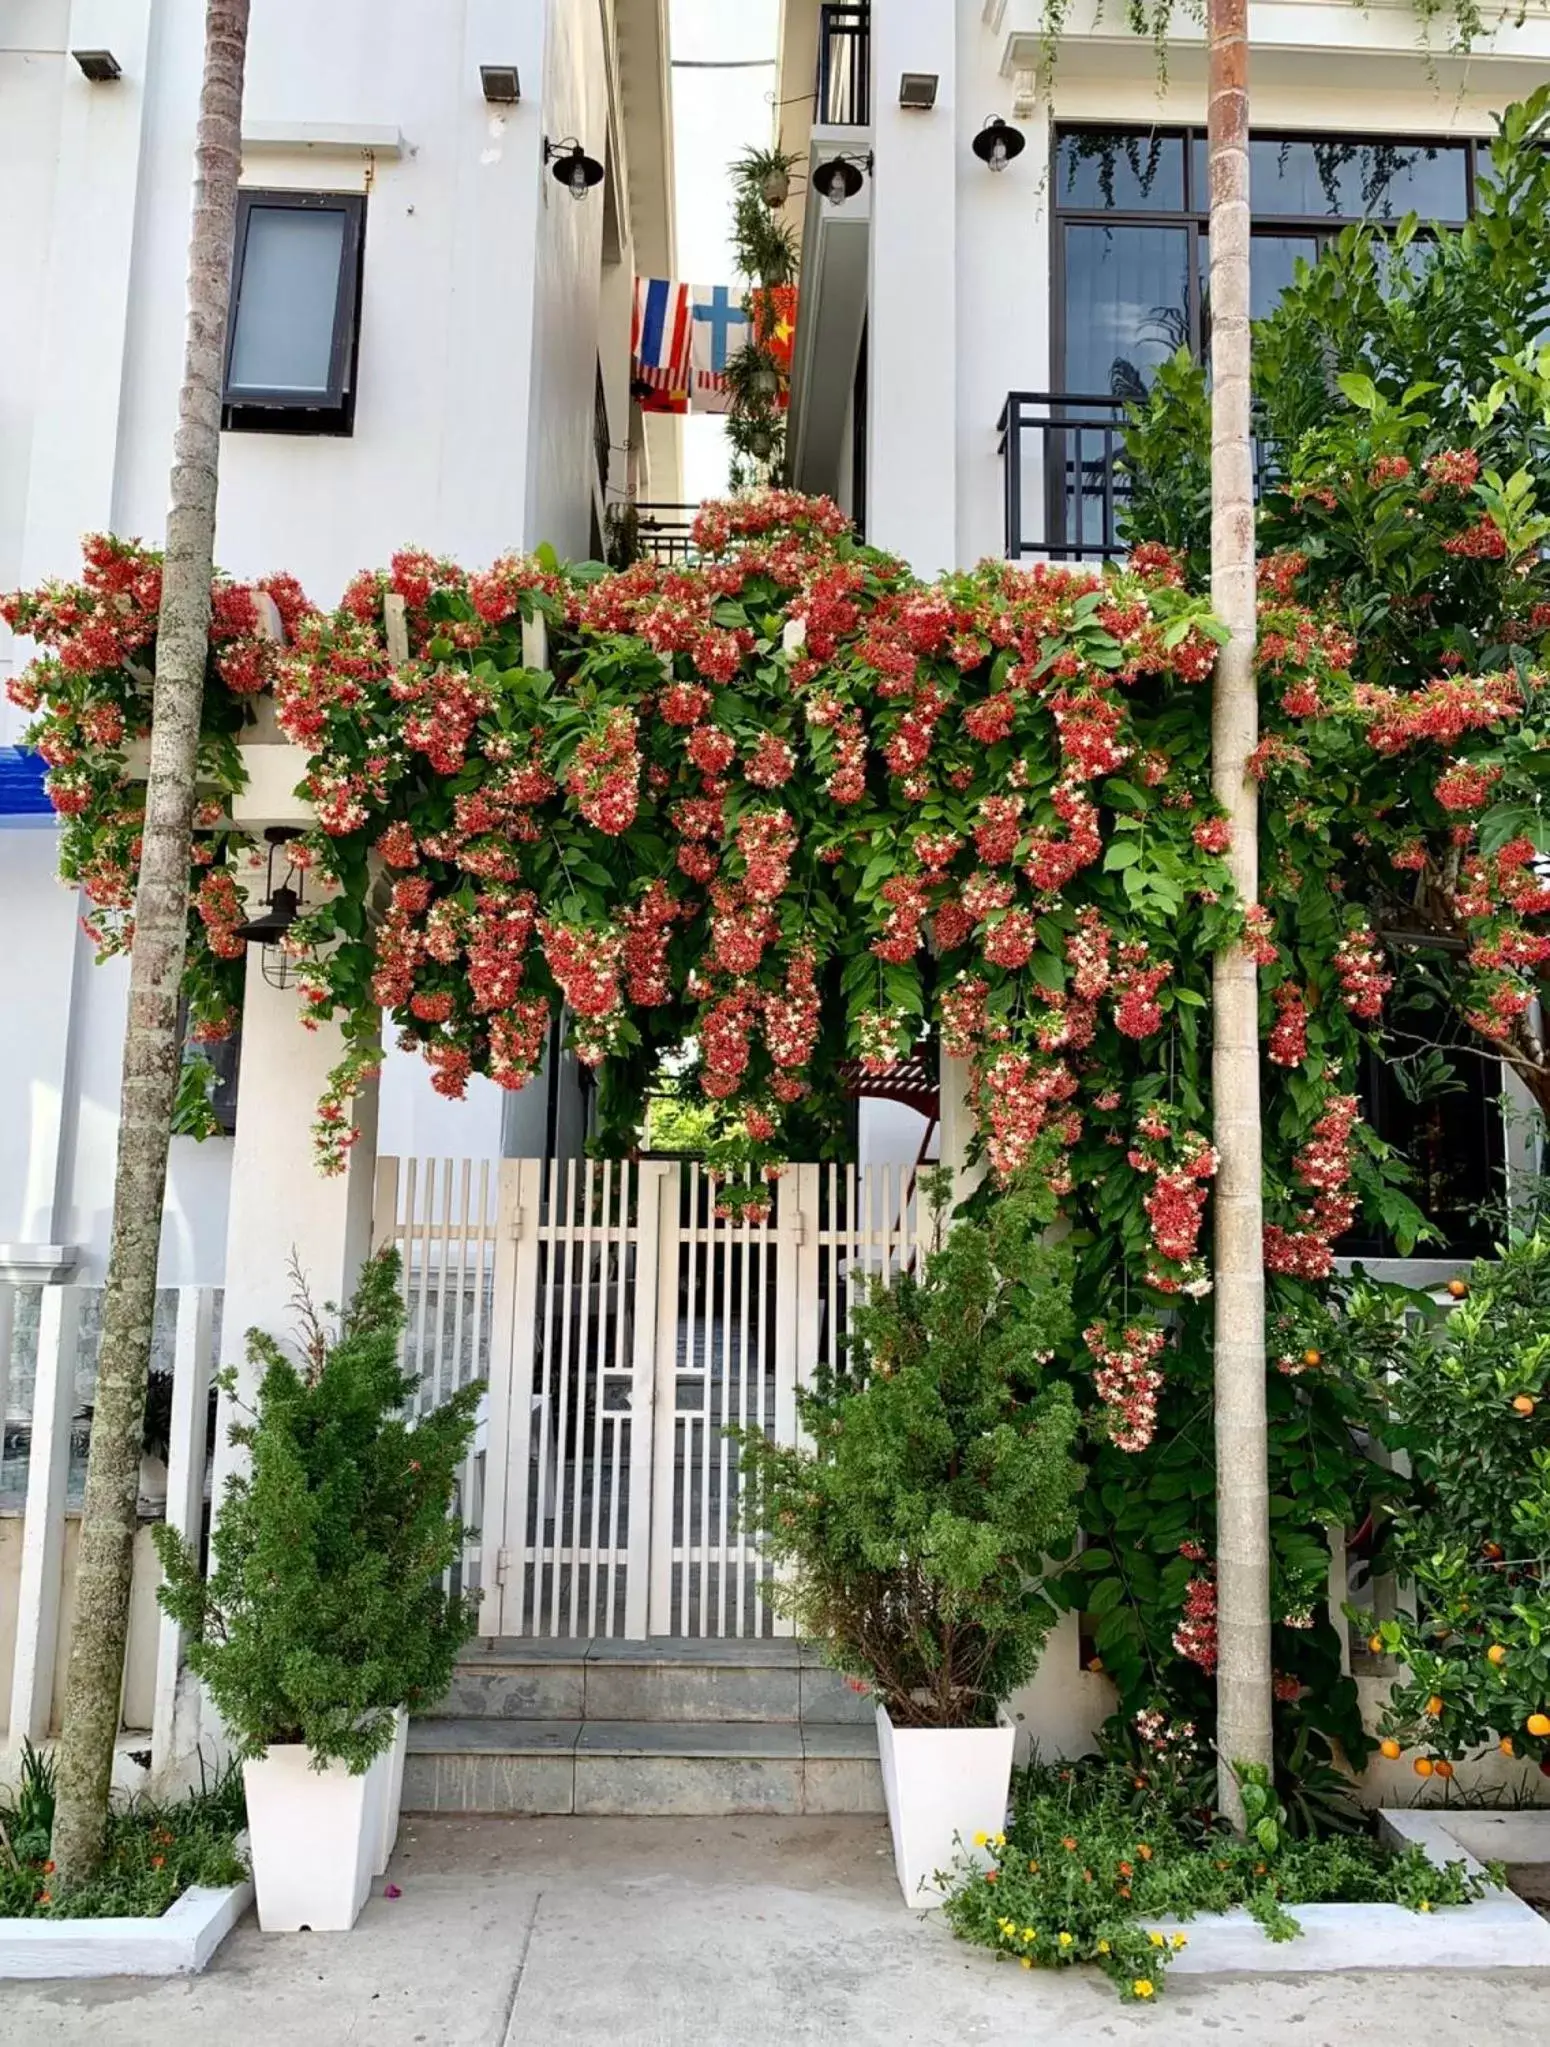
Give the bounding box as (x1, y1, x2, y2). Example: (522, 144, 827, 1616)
(235, 827, 306, 989)
(813, 152, 870, 207)
(971, 116, 1026, 173)
(545, 136, 604, 200)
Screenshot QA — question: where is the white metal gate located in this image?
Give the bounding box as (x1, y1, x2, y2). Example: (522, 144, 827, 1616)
(373, 1156, 926, 1640)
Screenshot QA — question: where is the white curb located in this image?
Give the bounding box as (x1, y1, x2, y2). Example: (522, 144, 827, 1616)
(0, 1876, 252, 1979)
(1151, 1809, 1550, 1976)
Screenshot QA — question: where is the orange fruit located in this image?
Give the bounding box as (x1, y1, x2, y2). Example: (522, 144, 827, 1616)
(1501, 1737, 1516, 1757)
(1514, 1395, 1537, 1417)
(1447, 1279, 1469, 1299)
(1414, 1756, 1434, 1777)
(1303, 1349, 1322, 1368)
(1484, 1542, 1504, 1561)
(1425, 1695, 1445, 1718)
(1489, 1645, 1508, 1667)
(1368, 1633, 1385, 1655)
(1380, 1738, 1402, 1760)
(1527, 1713, 1550, 1738)
(1433, 1757, 1455, 1779)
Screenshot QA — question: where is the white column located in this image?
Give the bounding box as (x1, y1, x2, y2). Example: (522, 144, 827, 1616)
(8, 1287, 80, 1745)
(867, 0, 958, 575)
(939, 1049, 985, 1210)
(150, 1286, 215, 1785)
(208, 956, 380, 1510)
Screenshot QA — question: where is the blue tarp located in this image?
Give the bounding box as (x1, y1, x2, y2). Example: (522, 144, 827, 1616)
(0, 746, 50, 819)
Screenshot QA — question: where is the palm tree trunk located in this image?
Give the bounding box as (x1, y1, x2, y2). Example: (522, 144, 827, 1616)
(1207, 0, 1272, 1828)
(50, 0, 251, 1884)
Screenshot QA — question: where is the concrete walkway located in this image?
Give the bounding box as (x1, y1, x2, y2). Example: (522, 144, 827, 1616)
(6, 1815, 1548, 2046)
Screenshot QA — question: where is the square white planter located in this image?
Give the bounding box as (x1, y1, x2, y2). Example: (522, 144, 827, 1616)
(876, 1705, 1016, 1908)
(243, 1747, 376, 1933)
(369, 1707, 409, 1877)
(0, 1877, 252, 1979)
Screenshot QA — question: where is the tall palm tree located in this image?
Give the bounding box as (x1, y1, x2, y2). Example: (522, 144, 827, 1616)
(50, 0, 252, 1882)
(1206, 0, 1273, 1826)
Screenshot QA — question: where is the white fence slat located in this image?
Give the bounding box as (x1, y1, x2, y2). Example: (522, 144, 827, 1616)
(151, 1288, 216, 1776)
(9, 1287, 79, 1743)
(645, 1163, 680, 1635)
(491, 1158, 540, 1636)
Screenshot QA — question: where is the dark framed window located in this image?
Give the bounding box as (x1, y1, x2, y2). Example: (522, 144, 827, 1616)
(1052, 126, 1473, 404)
(222, 189, 366, 434)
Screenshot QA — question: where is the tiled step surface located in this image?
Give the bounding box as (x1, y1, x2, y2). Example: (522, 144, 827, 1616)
(440, 1636, 874, 1726)
(402, 1715, 883, 1817)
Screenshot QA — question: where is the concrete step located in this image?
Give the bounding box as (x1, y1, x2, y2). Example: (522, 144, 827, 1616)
(402, 1716, 884, 1817)
(440, 1636, 875, 1726)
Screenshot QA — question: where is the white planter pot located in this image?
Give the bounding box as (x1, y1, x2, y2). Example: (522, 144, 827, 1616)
(875, 1705, 1016, 1909)
(242, 1748, 376, 1932)
(368, 1707, 409, 1877)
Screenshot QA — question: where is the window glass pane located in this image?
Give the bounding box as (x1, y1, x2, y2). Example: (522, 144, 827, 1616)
(228, 206, 346, 396)
(1192, 136, 1468, 221)
(1251, 139, 1468, 220)
(1055, 131, 1184, 211)
(1250, 233, 1320, 319)
(1064, 224, 1191, 399)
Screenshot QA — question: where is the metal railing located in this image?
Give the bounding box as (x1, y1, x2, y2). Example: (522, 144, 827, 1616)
(818, 3, 870, 128)
(998, 391, 1286, 561)
(633, 503, 700, 566)
(998, 393, 1135, 562)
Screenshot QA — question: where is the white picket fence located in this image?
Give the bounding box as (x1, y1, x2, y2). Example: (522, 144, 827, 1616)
(372, 1157, 930, 1642)
(0, 1284, 218, 1770)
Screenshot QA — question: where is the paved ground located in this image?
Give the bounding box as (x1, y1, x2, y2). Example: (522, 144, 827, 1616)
(7, 1815, 1550, 2046)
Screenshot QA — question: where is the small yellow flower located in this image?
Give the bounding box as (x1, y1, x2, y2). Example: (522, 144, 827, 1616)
(1148, 1930, 1166, 1948)
(1419, 1899, 1433, 1913)
(1020, 1955, 1033, 1970)
(1022, 1927, 1036, 1943)
(973, 1831, 989, 1848)
(994, 1830, 1007, 1848)
(1096, 1939, 1111, 1955)
(1171, 1933, 1188, 1950)
(1057, 1930, 1074, 1948)
(1133, 1979, 1156, 2000)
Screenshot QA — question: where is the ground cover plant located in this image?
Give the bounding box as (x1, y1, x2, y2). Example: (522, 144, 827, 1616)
(941, 1753, 1498, 2001)
(0, 1741, 246, 1920)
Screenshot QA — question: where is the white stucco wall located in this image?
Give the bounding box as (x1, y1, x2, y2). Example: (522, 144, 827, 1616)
(0, 0, 658, 1283)
(823, 0, 1550, 572)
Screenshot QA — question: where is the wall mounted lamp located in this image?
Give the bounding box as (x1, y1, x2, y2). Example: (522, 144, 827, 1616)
(545, 136, 604, 200)
(971, 116, 1026, 172)
(480, 64, 521, 104)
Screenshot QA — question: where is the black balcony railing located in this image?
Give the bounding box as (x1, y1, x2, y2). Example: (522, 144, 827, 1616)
(634, 503, 699, 565)
(998, 394, 1135, 562)
(999, 391, 1284, 562)
(818, 4, 870, 127)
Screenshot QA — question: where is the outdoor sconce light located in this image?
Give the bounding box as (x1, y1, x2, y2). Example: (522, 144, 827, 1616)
(898, 73, 939, 110)
(73, 49, 122, 82)
(545, 136, 604, 200)
(235, 827, 306, 989)
(813, 152, 871, 207)
(480, 63, 521, 104)
(971, 116, 1026, 172)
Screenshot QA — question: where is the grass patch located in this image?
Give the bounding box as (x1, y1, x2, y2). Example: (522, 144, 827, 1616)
(941, 1756, 1501, 2002)
(0, 1742, 247, 1921)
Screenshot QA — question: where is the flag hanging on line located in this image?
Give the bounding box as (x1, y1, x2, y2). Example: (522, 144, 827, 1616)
(632, 279, 800, 415)
(631, 277, 691, 411)
(688, 284, 752, 415)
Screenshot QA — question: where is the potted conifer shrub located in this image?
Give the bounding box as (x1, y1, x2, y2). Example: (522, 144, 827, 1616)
(734, 1169, 1084, 1906)
(155, 1250, 480, 1932)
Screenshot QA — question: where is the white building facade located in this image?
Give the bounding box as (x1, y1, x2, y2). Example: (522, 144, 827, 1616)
(0, 0, 677, 1295)
(0, 0, 674, 1751)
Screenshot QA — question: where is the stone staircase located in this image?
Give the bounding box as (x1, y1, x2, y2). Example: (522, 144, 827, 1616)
(404, 1638, 885, 1817)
